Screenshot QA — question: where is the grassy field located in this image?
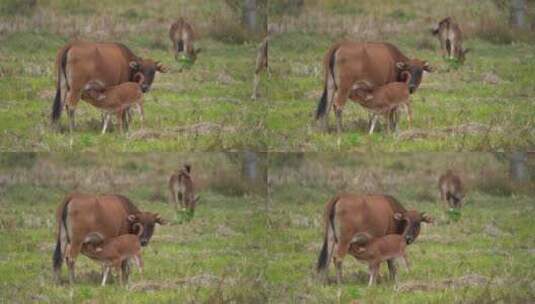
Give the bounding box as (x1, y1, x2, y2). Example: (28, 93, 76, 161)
(266, 1, 535, 151)
(0, 153, 271, 303)
(0, 0, 268, 151)
(266, 153, 535, 303)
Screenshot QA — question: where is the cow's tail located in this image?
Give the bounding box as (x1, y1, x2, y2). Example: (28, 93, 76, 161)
(317, 196, 339, 274)
(52, 46, 70, 122)
(316, 44, 339, 120)
(53, 195, 71, 274)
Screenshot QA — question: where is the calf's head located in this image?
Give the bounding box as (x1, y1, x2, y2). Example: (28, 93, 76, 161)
(396, 60, 432, 94)
(129, 59, 167, 93)
(394, 210, 433, 244)
(127, 212, 166, 246)
(83, 80, 106, 101)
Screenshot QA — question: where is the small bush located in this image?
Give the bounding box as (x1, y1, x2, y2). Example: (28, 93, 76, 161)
(206, 12, 253, 44)
(0, 0, 36, 16)
(474, 17, 513, 44)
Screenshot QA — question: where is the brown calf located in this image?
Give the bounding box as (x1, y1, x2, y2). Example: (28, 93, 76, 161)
(82, 74, 145, 134)
(349, 232, 410, 286)
(438, 169, 464, 208)
(82, 224, 143, 286)
(317, 194, 432, 284)
(169, 18, 201, 63)
(349, 72, 413, 134)
(168, 164, 199, 213)
(316, 41, 432, 134)
(251, 34, 269, 100)
(432, 17, 469, 63)
(53, 193, 165, 284)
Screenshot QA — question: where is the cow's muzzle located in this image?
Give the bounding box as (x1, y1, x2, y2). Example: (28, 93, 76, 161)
(140, 239, 149, 246)
(141, 84, 150, 93)
(405, 235, 414, 244)
(409, 85, 416, 94)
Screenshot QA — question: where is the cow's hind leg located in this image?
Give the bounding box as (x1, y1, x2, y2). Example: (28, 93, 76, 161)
(333, 84, 350, 135)
(333, 240, 350, 285)
(65, 86, 81, 133)
(65, 242, 82, 284)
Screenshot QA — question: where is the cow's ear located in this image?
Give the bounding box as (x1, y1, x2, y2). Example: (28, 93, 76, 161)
(156, 62, 168, 73)
(423, 61, 433, 72)
(129, 61, 140, 70)
(396, 62, 408, 70)
(421, 212, 433, 223)
(393, 213, 403, 221)
(127, 214, 137, 223)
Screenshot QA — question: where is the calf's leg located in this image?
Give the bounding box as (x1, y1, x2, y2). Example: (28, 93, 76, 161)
(387, 259, 397, 281)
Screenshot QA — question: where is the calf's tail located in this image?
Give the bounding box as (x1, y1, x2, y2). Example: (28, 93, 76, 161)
(317, 196, 339, 273)
(52, 46, 70, 122)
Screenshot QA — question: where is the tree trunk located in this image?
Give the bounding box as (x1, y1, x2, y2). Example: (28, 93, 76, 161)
(511, 0, 527, 29)
(244, 0, 258, 32)
(510, 152, 528, 182)
(243, 150, 258, 182)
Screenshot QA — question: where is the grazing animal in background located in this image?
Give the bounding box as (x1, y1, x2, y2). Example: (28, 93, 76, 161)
(432, 17, 469, 63)
(169, 18, 201, 63)
(82, 74, 145, 134)
(349, 232, 410, 286)
(168, 164, 199, 213)
(317, 193, 432, 285)
(438, 170, 465, 208)
(251, 34, 269, 100)
(82, 227, 144, 286)
(52, 41, 167, 132)
(349, 71, 413, 134)
(53, 193, 165, 284)
(316, 41, 432, 134)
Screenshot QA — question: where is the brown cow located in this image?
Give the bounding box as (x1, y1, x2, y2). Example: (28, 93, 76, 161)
(51, 41, 167, 132)
(82, 230, 144, 286)
(317, 193, 432, 284)
(349, 232, 410, 286)
(315, 42, 432, 134)
(169, 18, 201, 63)
(251, 34, 269, 100)
(168, 164, 199, 213)
(432, 17, 469, 63)
(438, 169, 464, 208)
(52, 193, 165, 284)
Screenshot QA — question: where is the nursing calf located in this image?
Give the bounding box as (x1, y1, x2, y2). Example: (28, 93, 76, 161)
(349, 232, 410, 286)
(82, 75, 145, 134)
(317, 194, 432, 284)
(349, 71, 413, 134)
(82, 227, 144, 286)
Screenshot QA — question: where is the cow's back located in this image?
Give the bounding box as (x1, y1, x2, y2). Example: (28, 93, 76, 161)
(336, 42, 408, 87)
(65, 42, 133, 88)
(334, 194, 401, 240)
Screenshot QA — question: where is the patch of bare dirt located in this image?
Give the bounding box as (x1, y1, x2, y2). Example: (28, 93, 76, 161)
(482, 72, 502, 85)
(398, 274, 489, 292)
(398, 123, 500, 141)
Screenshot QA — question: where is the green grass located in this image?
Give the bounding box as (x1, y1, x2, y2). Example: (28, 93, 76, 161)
(265, 154, 535, 303)
(0, 0, 268, 152)
(265, 30, 535, 152)
(0, 154, 270, 303)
